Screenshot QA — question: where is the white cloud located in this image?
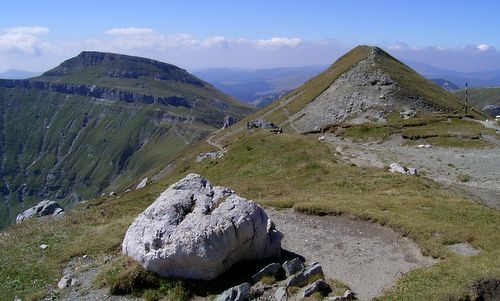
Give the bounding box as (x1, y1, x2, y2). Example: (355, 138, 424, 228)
(476, 44, 491, 53)
(0, 26, 52, 55)
(4, 26, 50, 35)
(254, 37, 303, 48)
(105, 27, 154, 35)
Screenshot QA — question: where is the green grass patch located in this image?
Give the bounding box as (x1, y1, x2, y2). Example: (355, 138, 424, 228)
(336, 116, 497, 148)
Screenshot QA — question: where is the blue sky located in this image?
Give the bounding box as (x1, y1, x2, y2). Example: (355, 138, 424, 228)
(1, 0, 500, 72)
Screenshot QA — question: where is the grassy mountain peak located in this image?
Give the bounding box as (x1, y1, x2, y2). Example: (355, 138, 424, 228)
(38, 51, 206, 87)
(257, 45, 480, 132)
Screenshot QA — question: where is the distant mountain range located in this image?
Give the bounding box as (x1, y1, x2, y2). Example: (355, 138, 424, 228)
(193, 66, 326, 104)
(0, 69, 41, 79)
(430, 79, 459, 91)
(193, 61, 500, 106)
(405, 61, 500, 88)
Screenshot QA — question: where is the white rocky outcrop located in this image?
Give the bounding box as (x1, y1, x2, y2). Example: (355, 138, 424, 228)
(389, 163, 417, 175)
(122, 173, 281, 280)
(16, 200, 65, 224)
(136, 177, 148, 190)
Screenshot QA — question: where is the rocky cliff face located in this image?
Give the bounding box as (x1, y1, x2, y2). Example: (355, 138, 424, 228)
(0, 79, 192, 108)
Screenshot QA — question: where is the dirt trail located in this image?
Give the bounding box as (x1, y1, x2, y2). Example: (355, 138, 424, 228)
(269, 208, 437, 301)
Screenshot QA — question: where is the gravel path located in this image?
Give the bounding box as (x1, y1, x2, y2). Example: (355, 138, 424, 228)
(269, 208, 437, 301)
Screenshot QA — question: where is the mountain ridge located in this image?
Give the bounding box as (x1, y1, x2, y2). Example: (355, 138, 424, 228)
(0, 51, 254, 227)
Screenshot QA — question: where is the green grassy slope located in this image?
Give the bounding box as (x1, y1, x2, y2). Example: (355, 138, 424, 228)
(454, 87, 500, 110)
(373, 48, 472, 114)
(0, 51, 254, 227)
(0, 131, 498, 301)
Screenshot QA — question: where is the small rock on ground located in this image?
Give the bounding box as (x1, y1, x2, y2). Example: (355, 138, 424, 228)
(447, 243, 480, 257)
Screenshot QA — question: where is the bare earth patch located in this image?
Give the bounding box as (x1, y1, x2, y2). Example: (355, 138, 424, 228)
(269, 208, 437, 301)
(325, 134, 500, 209)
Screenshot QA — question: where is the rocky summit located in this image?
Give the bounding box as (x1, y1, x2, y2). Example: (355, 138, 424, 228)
(122, 173, 281, 280)
(259, 45, 476, 133)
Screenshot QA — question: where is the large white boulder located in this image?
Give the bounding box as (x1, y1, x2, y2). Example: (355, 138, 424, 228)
(16, 200, 65, 224)
(122, 173, 281, 280)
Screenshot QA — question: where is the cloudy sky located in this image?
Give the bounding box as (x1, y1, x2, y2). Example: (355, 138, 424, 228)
(1, 0, 500, 72)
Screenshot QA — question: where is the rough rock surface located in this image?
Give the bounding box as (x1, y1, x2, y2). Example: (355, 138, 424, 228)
(0, 79, 192, 108)
(58, 275, 77, 289)
(214, 283, 251, 301)
(447, 243, 480, 257)
(247, 119, 279, 131)
(282, 258, 304, 277)
(223, 115, 237, 128)
(135, 177, 148, 190)
(122, 173, 281, 280)
(196, 151, 219, 162)
(251, 262, 281, 283)
(389, 162, 417, 175)
(16, 200, 64, 224)
(286, 262, 324, 288)
(303, 279, 332, 297)
(291, 50, 397, 132)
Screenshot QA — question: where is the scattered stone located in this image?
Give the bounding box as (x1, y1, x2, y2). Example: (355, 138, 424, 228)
(447, 243, 480, 257)
(136, 177, 148, 190)
(215, 282, 251, 301)
(389, 163, 417, 175)
(57, 275, 76, 289)
(247, 119, 279, 131)
(223, 115, 237, 129)
(313, 126, 321, 132)
(303, 279, 332, 297)
(122, 173, 282, 280)
(196, 152, 218, 163)
(343, 289, 355, 300)
(389, 163, 406, 174)
(109, 191, 117, 197)
(379, 94, 385, 99)
(251, 263, 281, 283)
(329, 290, 355, 301)
(286, 262, 324, 288)
(282, 258, 304, 277)
(39, 244, 49, 250)
(416, 144, 432, 148)
(407, 167, 418, 175)
(125, 189, 131, 193)
(274, 287, 288, 301)
(399, 109, 416, 119)
(318, 136, 326, 141)
(16, 200, 65, 224)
